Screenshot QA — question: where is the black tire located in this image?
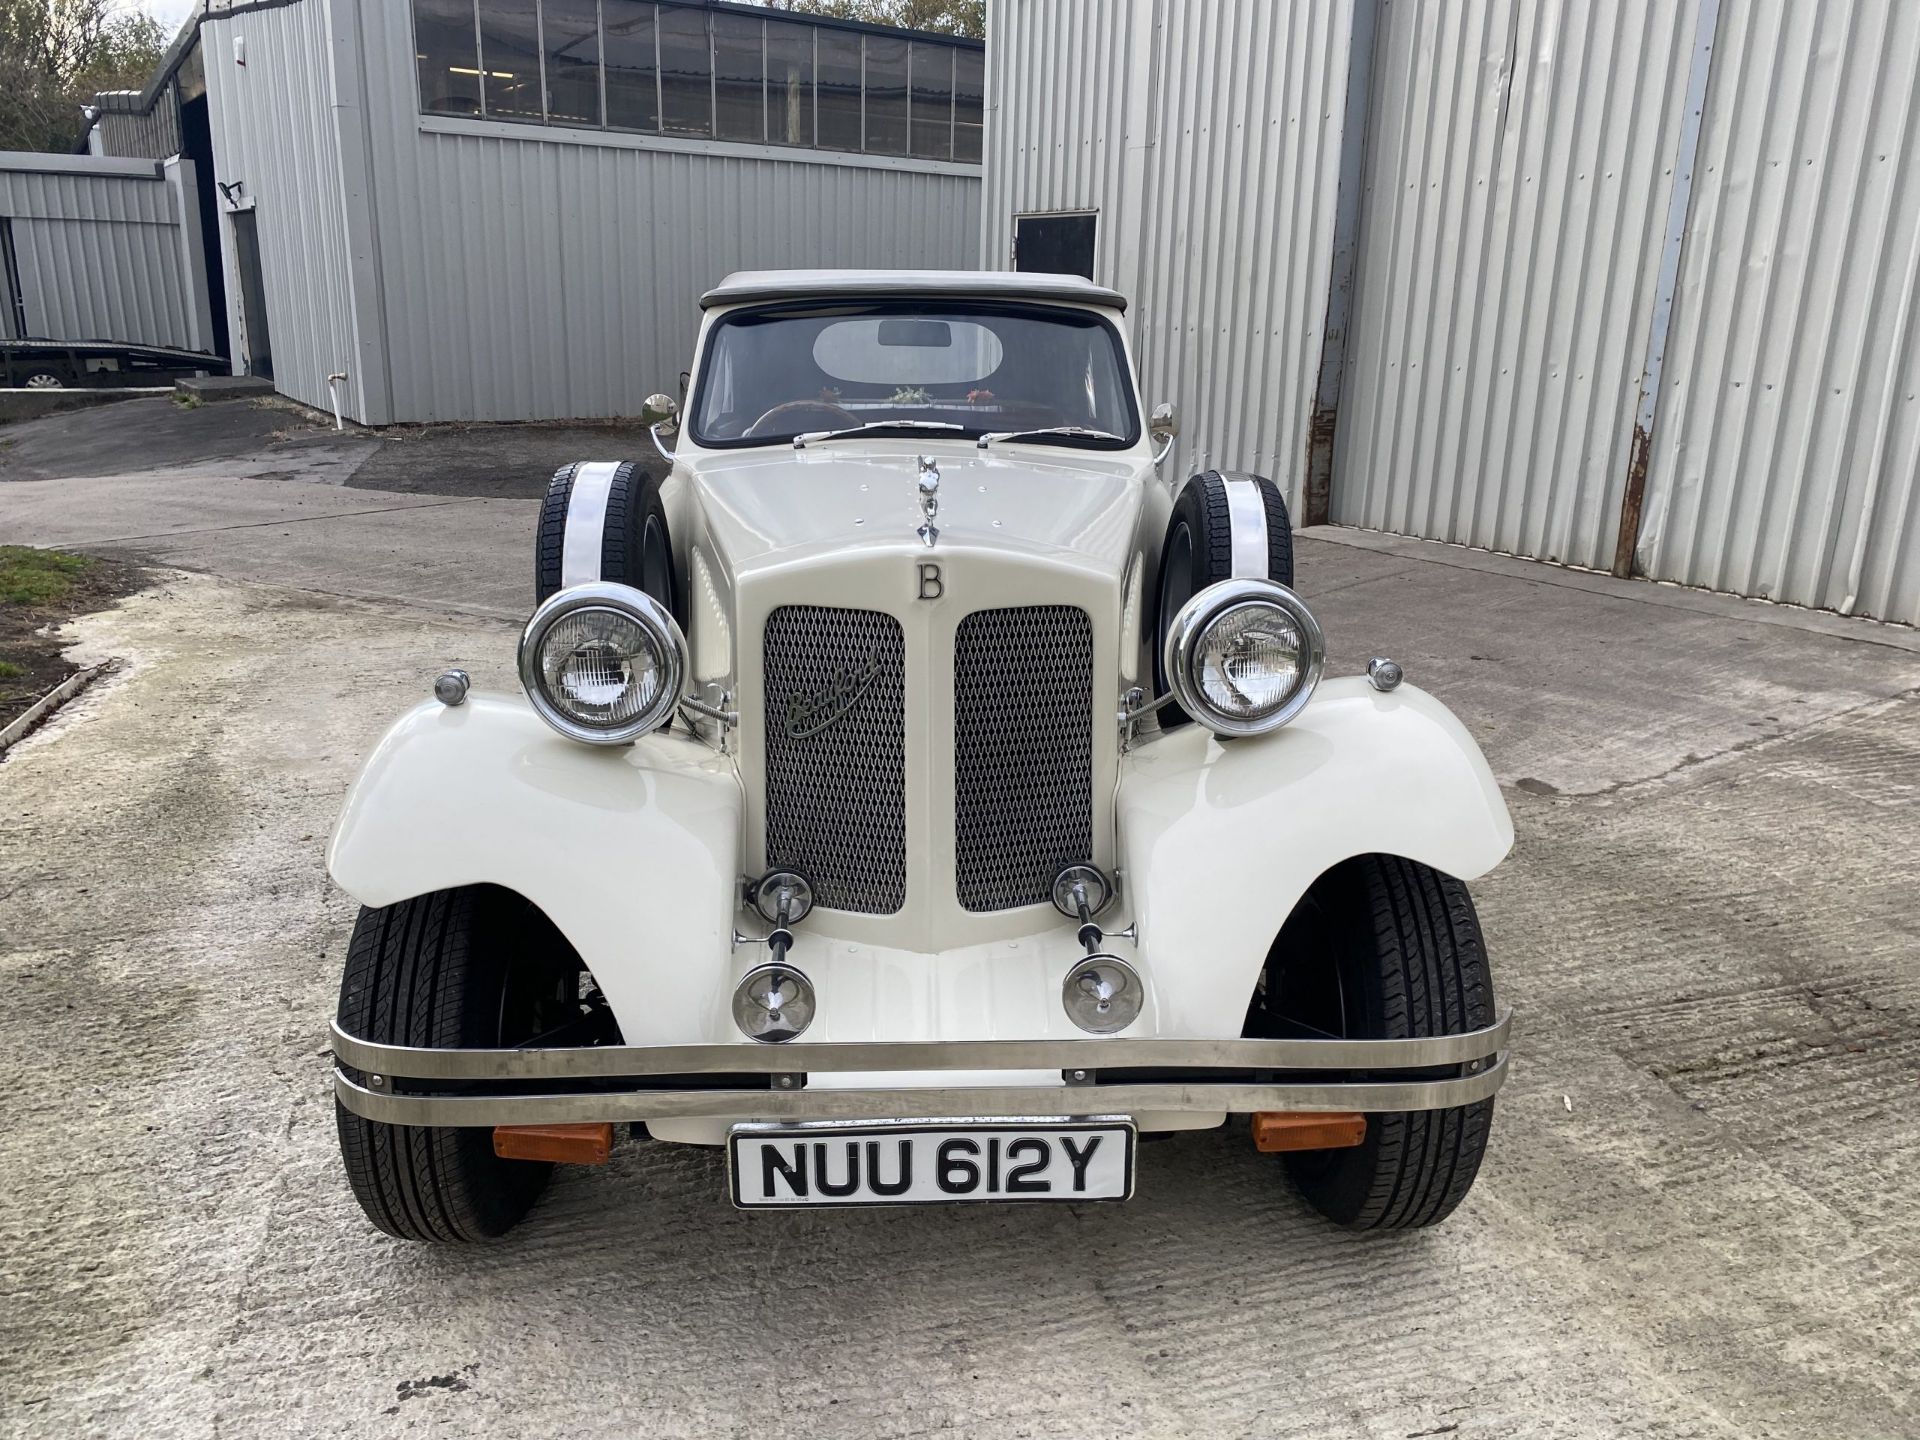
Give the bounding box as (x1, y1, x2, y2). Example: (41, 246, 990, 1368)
(334, 886, 586, 1242)
(1152, 470, 1294, 727)
(20, 368, 66, 389)
(1248, 855, 1496, 1230)
(534, 460, 679, 620)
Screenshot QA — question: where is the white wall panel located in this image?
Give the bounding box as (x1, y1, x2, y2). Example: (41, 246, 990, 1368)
(981, 0, 1351, 510)
(1334, 0, 1696, 569)
(1636, 0, 1920, 625)
(203, 0, 366, 416)
(0, 157, 202, 349)
(1133, 0, 1351, 500)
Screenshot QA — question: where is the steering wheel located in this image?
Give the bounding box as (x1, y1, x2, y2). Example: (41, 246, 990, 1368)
(745, 400, 861, 438)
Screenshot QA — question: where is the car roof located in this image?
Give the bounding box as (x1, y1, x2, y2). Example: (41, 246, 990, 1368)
(700, 269, 1128, 313)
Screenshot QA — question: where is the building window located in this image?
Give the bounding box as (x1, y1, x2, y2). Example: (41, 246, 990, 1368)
(604, 0, 659, 132)
(476, 0, 544, 119)
(542, 0, 603, 127)
(862, 34, 908, 156)
(909, 41, 953, 160)
(815, 29, 861, 152)
(954, 48, 984, 163)
(411, 0, 982, 165)
(713, 13, 765, 143)
(414, 0, 481, 116)
(766, 19, 814, 148)
(657, 3, 711, 136)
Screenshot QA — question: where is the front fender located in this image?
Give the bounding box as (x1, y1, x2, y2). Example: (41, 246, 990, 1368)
(1119, 677, 1512, 1036)
(327, 694, 743, 1042)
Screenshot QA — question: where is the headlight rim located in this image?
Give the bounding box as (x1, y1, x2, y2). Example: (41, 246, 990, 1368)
(518, 580, 687, 745)
(1162, 577, 1325, 737)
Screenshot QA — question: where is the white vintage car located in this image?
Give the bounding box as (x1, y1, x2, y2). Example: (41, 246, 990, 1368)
(327, 270, 1513, 1241)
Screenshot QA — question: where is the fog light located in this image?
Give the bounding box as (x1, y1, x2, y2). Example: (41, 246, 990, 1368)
(732, 963, 815, 1043)
(1062, 954, 1144, 1035)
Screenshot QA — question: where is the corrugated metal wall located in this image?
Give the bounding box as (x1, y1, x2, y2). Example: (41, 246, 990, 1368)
(980, 0, 1351, 510)
(201, 0, 981, 425)
(1134, 0, 1351, 498)
(203, 1, 367, 418)
(351, 0, 982, 424)
(0, 157, 204, 349)
(980, 0, 1152, 294)
(1334, 0, 1697, 570)
(1635, 0, 1920, 625)
(92, 89, 184, 162)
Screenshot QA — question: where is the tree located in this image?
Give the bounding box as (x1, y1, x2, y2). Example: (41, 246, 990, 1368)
(759, 0, 985, 40)
(0, 0, 170, 154)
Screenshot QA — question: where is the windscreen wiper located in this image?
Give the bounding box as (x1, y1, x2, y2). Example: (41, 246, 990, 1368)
(977, 426, 1126, 449)
(792, 420, 965, 449)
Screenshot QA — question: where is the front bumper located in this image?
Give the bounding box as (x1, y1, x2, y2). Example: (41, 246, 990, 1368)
(332, 1011, 1512, 1127)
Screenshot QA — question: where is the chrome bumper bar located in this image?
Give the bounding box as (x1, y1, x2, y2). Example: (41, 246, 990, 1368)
(332, 1010, 1512, 1127)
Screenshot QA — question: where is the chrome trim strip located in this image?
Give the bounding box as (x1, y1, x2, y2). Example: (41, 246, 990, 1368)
(1222, 474, 1269, 579)
(336, 1057, 1508, 1126)
(330, 1009, 1510, 1080)
(561, 461, 620, 587)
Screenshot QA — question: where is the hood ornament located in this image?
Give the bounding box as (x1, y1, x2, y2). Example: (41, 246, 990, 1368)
(916, 454, 940, 548)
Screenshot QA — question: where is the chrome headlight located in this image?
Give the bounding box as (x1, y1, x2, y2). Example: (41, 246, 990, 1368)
(518, 582, 685, 744)
(1163, 578, 1325, 736)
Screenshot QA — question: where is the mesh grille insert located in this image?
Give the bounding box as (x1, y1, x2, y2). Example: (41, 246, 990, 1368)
(763, 606, 907, 914)
(954, 606, 1095, 911)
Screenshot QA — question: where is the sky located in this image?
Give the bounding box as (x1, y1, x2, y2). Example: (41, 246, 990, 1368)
(131, 0, 196, 32)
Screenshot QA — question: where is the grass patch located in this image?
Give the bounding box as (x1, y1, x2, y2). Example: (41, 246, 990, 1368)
(0, 546, 95, 607)
(0, 659, 21, 678)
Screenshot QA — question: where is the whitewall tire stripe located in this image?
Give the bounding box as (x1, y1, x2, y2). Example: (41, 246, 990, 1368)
(1223, 474, 1270, 579)
(561, 461, 621, 587)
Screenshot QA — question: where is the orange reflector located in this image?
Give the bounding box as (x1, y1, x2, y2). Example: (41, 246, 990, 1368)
(1252, 1112, 1367, 1153)
(493, 1122, 614, 1165)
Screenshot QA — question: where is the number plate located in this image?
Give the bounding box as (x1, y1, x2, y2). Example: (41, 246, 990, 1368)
(728, 1118, 1136, 1209)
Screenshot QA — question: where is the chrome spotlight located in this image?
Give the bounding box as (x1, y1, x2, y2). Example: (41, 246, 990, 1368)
(1063, 954, 1144, 1035)
(732, 963, 816, 1043)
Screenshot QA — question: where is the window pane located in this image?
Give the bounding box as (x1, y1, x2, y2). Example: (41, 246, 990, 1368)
(477, 0, 543, 120)
(862, 35, 907, 155)
(604, 0, 657, 132)
(766, 20, 813, 147)
(909, 42, 952, 160)
(713, 13, 763, 143)
(816, 30, 860, 152)
(543, 0, 601, 127)
(659, 3, 711, 138)
(954, 48, 983, 163)
(414, 0, 481, 117)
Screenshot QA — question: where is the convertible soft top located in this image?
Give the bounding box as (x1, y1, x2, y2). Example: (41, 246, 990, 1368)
(700, 268, 1128, 312)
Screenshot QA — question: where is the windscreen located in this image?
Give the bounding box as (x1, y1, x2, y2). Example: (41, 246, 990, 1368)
(691, 301, 1139, 448)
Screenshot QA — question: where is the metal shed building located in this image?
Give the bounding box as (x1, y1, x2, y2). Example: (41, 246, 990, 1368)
(983, 0, 1920, 626)
(99, 0, 984, 426)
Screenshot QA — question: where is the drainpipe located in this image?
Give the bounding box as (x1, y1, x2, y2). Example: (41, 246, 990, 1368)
(326, 372, 347, 431)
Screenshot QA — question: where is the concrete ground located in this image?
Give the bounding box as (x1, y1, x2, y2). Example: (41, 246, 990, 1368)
(0, 417, 1916, 1439)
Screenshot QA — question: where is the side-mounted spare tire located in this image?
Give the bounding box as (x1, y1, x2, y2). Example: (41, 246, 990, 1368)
(1152, 470, 1295, 728)
(535, 460, 681, 621)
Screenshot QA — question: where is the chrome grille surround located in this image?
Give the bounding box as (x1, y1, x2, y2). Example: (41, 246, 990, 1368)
(953, 605, 1095, 912)
(763, 606, 907, 914)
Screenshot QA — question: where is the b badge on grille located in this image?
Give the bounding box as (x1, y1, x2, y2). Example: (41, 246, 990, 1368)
(785, 659, 883, 739)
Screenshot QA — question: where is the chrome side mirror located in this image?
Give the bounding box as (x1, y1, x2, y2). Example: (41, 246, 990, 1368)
(642, 392, 679, 462)
(641, 393, 680, 432)
(1149, 400, 1178, 465)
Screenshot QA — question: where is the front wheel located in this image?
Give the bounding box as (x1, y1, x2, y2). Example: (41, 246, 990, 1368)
(334, 886, 590, 1242)
(1247, 855, 1497, 1230)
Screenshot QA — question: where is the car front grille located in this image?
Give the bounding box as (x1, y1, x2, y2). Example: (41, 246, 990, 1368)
(953, 605, 1095, 912)
(763, 605, 907, 914)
